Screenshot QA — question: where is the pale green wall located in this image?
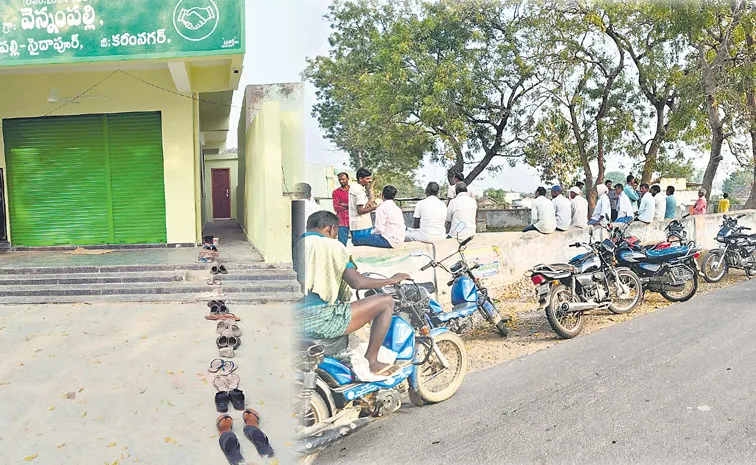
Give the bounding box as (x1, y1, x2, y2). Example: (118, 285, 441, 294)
(237, 83, 304, 264)
(204, 154, 239, 221)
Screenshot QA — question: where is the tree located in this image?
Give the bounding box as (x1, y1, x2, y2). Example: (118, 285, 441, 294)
(373, 169, 425, 198)
(529, 1, 634, 210)
(722, 168, 753, 196)
(483, 188, 511, 207)
(305, 0, 546, 186)
(653, 152, 696, 180)
(604, 171, 627, 186)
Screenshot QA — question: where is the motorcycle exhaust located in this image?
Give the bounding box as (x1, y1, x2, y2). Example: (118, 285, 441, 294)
(296, 417, 372, 455)
(559, 301, 598, 313)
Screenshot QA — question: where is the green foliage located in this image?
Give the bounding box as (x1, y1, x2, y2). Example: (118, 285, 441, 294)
(653, 153, 696, 180)
(482, 188, 511, 208)
(722, 169, 753, 195)
(374, 169, 425, 199)
(603, 171, 627, 186)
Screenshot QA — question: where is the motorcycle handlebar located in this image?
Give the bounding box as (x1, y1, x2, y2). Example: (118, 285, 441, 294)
(741, 226, 752, 231)
(569, 242, 581, 248)
(738, 214, 746, 219)
(420, 263, 432, 271)
(460, 236, 473, 247)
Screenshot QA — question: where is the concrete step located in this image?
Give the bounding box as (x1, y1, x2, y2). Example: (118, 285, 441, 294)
(0, 271, 187, 286)
(0, 262, 292, 275)
(0, 280, 302, 297)
(0, 291, 303, 305)
(0, 269, 297, 286)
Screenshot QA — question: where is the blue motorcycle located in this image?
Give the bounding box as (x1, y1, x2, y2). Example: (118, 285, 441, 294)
(410, 225, 509, 337)
(294, 280, 468, 464)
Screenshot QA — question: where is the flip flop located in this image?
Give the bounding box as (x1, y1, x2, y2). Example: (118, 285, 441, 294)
(229, 388, 245, 411)
(216, 413, 233, 430)
(208, 358, 225, 373)
(243, 408, 260, 426)
(219, 265, 229, 274)
(213, 375, 230, 392)
(205, 313, 241, 322)
(217, 336, 229, 349)
(219, 361, 237, 375)
(219, 347, 234, 358)
(211, 265, 220, 275)
(208, 300, 220, 308)
(215, 391, 231, 413)
(220, 325, 241, 338)
(226, 373, 240, 390)
(208, 278, 221, 285)
(244, 427, 274, 457)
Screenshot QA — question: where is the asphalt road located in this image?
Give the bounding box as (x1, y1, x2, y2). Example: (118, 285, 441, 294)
(318, 279, 756, 465)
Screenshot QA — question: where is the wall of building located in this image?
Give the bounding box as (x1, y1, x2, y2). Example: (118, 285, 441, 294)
(237, 83, 304, 264)
(0, 68, 197, 244)
(348, 211, 753, 307)
(203, 154, 239, 222)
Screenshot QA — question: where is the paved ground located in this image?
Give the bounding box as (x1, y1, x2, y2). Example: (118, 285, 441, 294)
(0, 302, 295, 465)
(0, 220, 264, 268)
(317, 279, 756, 465)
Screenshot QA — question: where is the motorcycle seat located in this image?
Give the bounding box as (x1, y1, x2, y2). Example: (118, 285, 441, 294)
(298, 336, 349, 357)
(643, 245, 690, 261)
(747, 234, 756, 244)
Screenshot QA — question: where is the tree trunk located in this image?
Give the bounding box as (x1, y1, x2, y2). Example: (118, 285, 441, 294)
(702, 125, 724, 200)
(746, 130, 756, 209)
(640, 103, 667, 185)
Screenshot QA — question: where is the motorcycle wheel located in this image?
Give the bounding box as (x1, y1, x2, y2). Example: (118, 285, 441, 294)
(495, 320, 509, 337)
(702, 250, 728, 283)
(608, 269, 642, 314)
(413, 331, 468, 404)
(544, 284, 584, 339)
(295, 392, 330, 465)
(659, 267, 698, 302)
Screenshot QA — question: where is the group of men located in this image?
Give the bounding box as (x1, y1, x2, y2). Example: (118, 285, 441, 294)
(522, 185, 590, 233)
(328, 169, 477, 248)
(522, 175, 689, 234)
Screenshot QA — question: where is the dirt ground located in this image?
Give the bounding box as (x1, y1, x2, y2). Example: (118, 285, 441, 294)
(463, 271, 749, 373)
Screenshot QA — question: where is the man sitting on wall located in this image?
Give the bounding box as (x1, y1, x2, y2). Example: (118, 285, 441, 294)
(446, 182, 477, 239)
(294, 183, 322, 224)
(637, 183, 655, 224)
(569, 186, 588, 229)
(522, 186, 556, 234)
(551, 185, 571, 232)
(405, 182, 448, 243)
(352, 185, 405, 248)
(294, 211, 410, 375)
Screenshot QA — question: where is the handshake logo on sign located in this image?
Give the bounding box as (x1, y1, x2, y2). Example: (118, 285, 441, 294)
(177, 6, 216, 31)
(173, 0, 220, 42)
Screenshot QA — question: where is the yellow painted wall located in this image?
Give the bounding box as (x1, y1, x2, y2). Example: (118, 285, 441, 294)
(0, 69, 197, 244)
(204, 155, 239, 221)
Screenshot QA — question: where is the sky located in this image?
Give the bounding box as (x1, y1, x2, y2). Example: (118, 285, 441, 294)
(228, 0, 737, 194)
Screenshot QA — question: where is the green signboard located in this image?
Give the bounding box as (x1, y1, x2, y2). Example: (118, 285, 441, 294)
(0, 0, 244, 67)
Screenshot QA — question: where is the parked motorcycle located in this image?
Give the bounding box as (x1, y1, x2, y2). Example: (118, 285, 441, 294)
(702, 214, 756, 282)
(529, 228, 643, 339)
(610, 218, 701, 302)
(294, 280, 468, 464)
(409, 222, 509, 337)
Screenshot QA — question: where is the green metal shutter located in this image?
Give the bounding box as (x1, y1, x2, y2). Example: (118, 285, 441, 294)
(4, 115, 111, 246)
(3, 112, 167, 246)
(107, 112, 167, 244)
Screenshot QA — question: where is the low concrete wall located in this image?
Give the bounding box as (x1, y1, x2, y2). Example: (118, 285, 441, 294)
(482, 209, 531, 229)
(348, 210, 756, 307)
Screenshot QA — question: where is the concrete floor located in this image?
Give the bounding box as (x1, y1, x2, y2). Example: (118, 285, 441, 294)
(0, 220, 265, 269)
(0, 302, 296, 465)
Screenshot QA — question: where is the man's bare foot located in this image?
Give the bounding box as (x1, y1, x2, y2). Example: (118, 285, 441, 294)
(368, 361, 392, 375)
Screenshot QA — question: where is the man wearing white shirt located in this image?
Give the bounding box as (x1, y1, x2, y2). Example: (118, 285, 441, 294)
(569, 186, 588, 228)
(446, 182, 477, 239)
(637, 183, 655, 224)
(522, 187, 556, 234)
(651, 184, 665, 222)
(350, 168, 378, 246)
(616, 183, 634, 223)
(447, 172, 465, 202)
(551, 185, 571, 231)
(294, 183, 323, 223)
(353, 185, 406, 248)
(406, 182, 448, 243)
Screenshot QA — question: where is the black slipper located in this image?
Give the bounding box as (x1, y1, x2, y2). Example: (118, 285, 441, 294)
(229, 388, 245, 410)
(215, 391, 230, 413)
(219, 265, 229, 274)
(243, 425, 275, 457)
(211, 265, 220, 275)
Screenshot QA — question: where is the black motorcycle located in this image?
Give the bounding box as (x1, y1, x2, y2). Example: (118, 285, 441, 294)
(702, 214, 756, 282)
(528, 228, 643, 339)
(610, 219, 701, 302)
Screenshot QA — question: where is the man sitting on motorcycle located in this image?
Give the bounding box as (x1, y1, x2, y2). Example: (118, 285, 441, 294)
(294, 211, 410, 375)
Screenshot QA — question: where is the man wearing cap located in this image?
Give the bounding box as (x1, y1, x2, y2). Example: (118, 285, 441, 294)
(569, 186, 588, 228)
(551, 185, 571, 232)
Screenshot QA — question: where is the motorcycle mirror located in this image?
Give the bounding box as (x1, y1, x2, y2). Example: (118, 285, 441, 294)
(455, 222, 466, 234)
(408, 251, 425, 258)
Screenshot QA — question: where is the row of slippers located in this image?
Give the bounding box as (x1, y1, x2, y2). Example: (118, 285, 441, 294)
(204, 300, 241, 321)
(205, 303, 276, 460)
